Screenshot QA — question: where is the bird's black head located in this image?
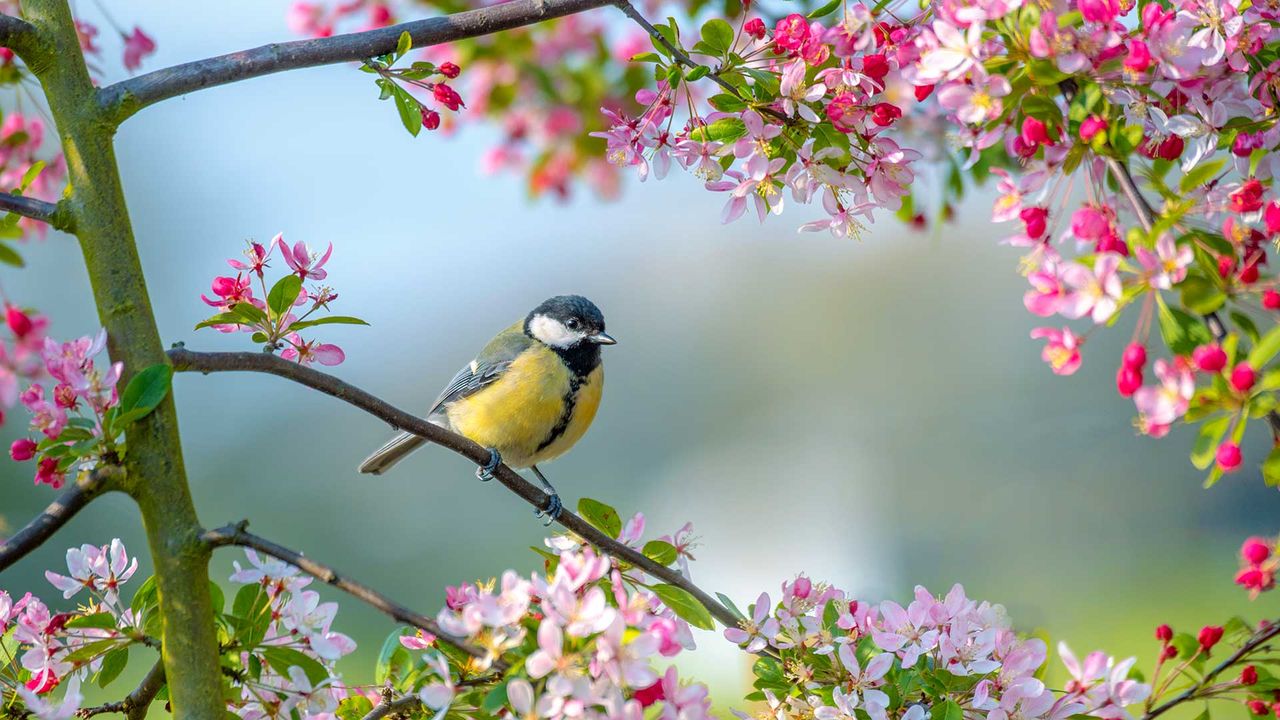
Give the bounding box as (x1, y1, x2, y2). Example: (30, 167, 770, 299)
(524, 295, 615, 350)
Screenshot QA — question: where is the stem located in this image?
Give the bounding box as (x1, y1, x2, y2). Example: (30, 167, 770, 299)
(20, 2, 224, 717)
(97, 0, 615, 124)
(201, 521, 495, 666)
(1143, 621, 1280, 720)
(166, 348, 743, 629)
(360, 695, 422, 720)
(0, 465, 120, 572)
(0, 192, 75, 232)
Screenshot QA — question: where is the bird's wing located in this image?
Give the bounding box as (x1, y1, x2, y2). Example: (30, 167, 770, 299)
(427, 322, 532, 417)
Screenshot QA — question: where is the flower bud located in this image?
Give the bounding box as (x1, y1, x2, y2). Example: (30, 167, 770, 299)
(1156, 624, 1173, 643)
(1198, 625, 1225, 652)
(1243, 537, 1274, 566)
(5, 304, 32, 337)
(1079, 115, 1108, 142)
(439, 62, 461, 78)
(1232, 362, 1257, 393)
(914, 84, 935, 101)
(634, 679, 665, 707)
(1020, 206, 1049, 240)
(1021, 116, 1056, 148)
(421, 108, 441, 130)
(870, 102, 902, 127)
(1266, 202, 1280, 237)
(1162, 644, 1178, 660)
(1122, 343, 1147, 370)
(744, 17, 766, 38)
(1193, 344, 1227, 373)
(9, 438, 36, 461)
(793, 576, 812, 598)
(1265, 290, 1280, 310)
(1243, 665, 1260, 686)
(1249, 700, 1269, 715)
(1116, 366, 1142, 397)
(1217, 442, 1243, 473)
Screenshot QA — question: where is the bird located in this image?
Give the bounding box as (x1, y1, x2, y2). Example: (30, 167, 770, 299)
(358, 295, 615, 523)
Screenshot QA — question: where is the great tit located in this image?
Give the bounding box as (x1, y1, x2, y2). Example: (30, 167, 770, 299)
(358, 295, 615, 522)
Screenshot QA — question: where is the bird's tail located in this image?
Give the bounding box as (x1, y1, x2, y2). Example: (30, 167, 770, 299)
(358, 432, 427, 475)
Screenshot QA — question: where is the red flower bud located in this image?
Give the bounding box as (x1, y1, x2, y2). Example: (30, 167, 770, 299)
(9, 438, 36, 461)
(1231, 179, 1266, 214)
(432, 83, 464, 111)
(6, 304, 32, 337)
(1232, 362, 1257, 393)
(421, 108, 441, 130)
(1193, 344, 1228, 373)
(1156, 624, 1173, 643)
(861, 53, 890, 85)
(439, 62, 461, 79)
(1243, 538, 1274, 565)
(1021, 116, 1056, 148)
(1217, 442, 1243, 472)
(1243, 665, 1260, 686)
(1264, 290, 1280, 310)
(1198, 625, 1225, 652)
(744, 17, 766, 39)
(1122, 343, 1147, 370)
(1249, 700, 1270, 716)
(1162, 644, 1178, 660)
(1020, 206, 1049, 240)
(914, 84, 935, 101)
(1266, 202, 1280, 237)
(634, 679, 665, 707)
(1079, 115, 1108, 142)
(1116, 366, 1143, 397)
(870, 102, 902, 127)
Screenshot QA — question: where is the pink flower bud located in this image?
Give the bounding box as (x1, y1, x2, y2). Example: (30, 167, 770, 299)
(1231, 362, 1257, 393)
(1161, 644, 1178, 660)
(1264, 290, 1280, 310)
(634, 680, 665, 707)
(744, 17, 766, 38)
(1193, 344, 1228, 372)
(1155, 624, 1173, 643)
(1071, 206, 1111, 241)
(793, 576, 812, 598)
(1243, 665, 1260, 686)
(1216, 442, 1242, 473)
(1122, 343, 1147, 370)
(861, 53, 890, 85)
(1123, 39, 1151, 72)
(773, 13, 810, 52)
(1198, 625, 1225, 652)
(5, 304, 32, 337)
(439, 62, 461, 79)
(9, 438, 36, 461)
(1237, 566, 1276, 594)
(1020, 206, 1048, 239)
(1116, 366, 1142, 397)
(1231, 179, 1265, 213)
(1079, 115, 1108, 142)
(1266, 202, 1280, 237)
(1249, 701, 1270, 716)
(870, 102, 901, 127)
(1020, 116, 1056, 148)
(432, 83, 463, 111)
(1243, 537, 1274, 565)
(421, 108, 441, 130)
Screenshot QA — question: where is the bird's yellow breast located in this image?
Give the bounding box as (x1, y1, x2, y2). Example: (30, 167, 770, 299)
(444, 345, 603, 468)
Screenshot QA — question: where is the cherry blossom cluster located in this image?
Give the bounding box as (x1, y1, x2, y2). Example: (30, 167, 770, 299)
(725, 578, 1148, 720)
(9, 328, 122, 489)
(197, 235, 368, 366)
(1237, 536, 1277, 598)
(222, 550, 360, 719)
(342, 504, 710, 720)
(0, 539, 145, 715)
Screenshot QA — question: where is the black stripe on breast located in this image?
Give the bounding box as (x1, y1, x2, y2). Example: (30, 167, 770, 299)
(535, 373, 586, 453)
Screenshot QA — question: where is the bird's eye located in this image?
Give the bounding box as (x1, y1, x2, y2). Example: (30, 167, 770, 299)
(566, 318, 581, 330)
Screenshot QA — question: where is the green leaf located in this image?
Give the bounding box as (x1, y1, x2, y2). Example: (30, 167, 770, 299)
(393, 87, 423, 137)
(1178, 276, 1226, 314)
(1232, 311, 1261, 344)
(685, 66, 710, 81)
(286, 316, 371, 331)
(483, 682, 509, 714)
(338, 697, 375, 720)
(66, 612, 119, 631)
(1179, 158, 1227, 194)
(97, 647, 128, 688)
(63, 639, 120, 664)
(117, 364, 173, 425)
(753, 657, 785, 683)
(396, 30, 412, 59)
(715, 591, 747, 620)
(1157, 297, 1214, 355)
(230, 302, 269, 324)
(629, 52, 662, 63)
(1190, 415, 1231, 470)
(262, 646, 329, 686)
(195, 313, 245, 330)
(650, 583, 715, 630)
(699, 19, 735, 54)
(707, 93, 747, 113)
(375, 629, 414, 686)
(130, 575, 158, 617)
(642, 540, 678, 566)
(267, 274, 303, 318)
(931, 700, 963, 720)
(1020, 95, 1062, 124)
(808, 0, 843, 18)
(1264, 447, 1280, 487)
(577, 497, 622, 538)
(689, 117, 746, 143)
(18, 161, 45, 192)
(0, 241, 23, 267)
(1249, 324, 1280, 368)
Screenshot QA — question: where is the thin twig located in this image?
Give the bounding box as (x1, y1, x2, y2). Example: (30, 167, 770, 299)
(76, 660, 167, 719)
(361, 695, 422, 720)
(610, 0, 748, 102)
(0, 465, 121, 573)
(1142, 620, 1280, 720)
(167, 347, 741, 629)
(97, 0, 615, 124)
(201, 520, 495, 666)
(0, 193, 75, 233)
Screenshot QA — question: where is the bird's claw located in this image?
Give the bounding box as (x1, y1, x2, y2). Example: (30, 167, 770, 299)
(476, 448, 501, 482)
(535, 493, 563, 526)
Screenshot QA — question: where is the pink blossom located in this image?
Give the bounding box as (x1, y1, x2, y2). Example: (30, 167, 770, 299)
(724, 592, 780, 652)
(1135, 235, 1192, 289)
(937, 76, 1011, 124)
(916, 21, 983, 81)
(279, 238, 333, 281)
(280, 333, 345, 366)
(121, 27, 156, 72)
(1030, 327, 1083, 375)
(1134, 359, 1195, 437)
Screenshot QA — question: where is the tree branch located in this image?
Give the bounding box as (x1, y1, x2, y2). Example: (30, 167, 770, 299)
(201, 520, 494, 666)
(1142, 620, 1280, 720)
(97, 0, 614, 124)
(0, 13, 40, 60)
(167, 347, 741, 629)
(77, 660, 167, 719)
(0, 193, 75, 233)
(0, 465, 121, 573)
(361, 695, 422, 720)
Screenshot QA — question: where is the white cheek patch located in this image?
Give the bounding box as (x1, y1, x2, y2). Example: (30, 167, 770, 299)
(529, 315, 580, 348)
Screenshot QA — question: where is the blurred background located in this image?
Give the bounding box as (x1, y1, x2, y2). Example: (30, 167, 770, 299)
(0, 0, 1277, 712)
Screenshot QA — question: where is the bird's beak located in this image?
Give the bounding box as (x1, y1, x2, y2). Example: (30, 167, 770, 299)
(589, 332, 617, 345)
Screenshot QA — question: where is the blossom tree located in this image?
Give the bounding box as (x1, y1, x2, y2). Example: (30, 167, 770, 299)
(0, 0, 1277, 718)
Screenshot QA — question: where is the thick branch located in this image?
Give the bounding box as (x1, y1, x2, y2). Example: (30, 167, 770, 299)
(77, 660, 167, 719)
(168, 347, 741, 629)
(201, 520, 492, 665)
(0, 13, 39, 60)
(0, 192, 75, 233)
(0, 465, 120, 573)
(97, 0, 613, 124)
(1143, 620, 1280, 720)
(361, 696, 422, 720)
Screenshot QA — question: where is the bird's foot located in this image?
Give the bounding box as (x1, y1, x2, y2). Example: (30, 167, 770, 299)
(476, 448, 501, 482)
(535, 493, 563, 526)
